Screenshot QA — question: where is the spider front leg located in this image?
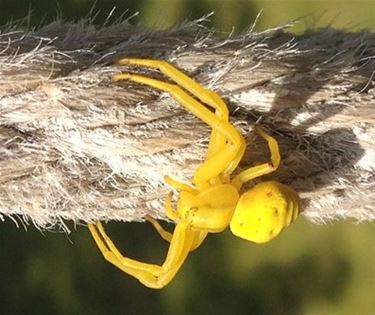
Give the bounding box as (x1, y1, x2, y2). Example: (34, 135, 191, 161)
(89, 221, 196, 289)
(115, 58, 239, 171)
(115, 58, 229, 118)
(112, 73, 245, 187)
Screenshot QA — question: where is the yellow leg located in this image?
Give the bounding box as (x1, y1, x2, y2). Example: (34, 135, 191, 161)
(89, 223, 158, 272)
(145, 219, 207, 254)
(116, 58, 229, 118)
(113, 73, 245, 187)
(164, 175, 195, 193)
(232, 125, 281, 190)
(163, 176, 194, 220)
(145, 215, 208, 251)
(89, 222, 195, 289)
(255, 125, 281, 168)
(145, 215, 173, 242)
(190, 230, 208, 251)
(164, 192, 178, 221)
(115, 58, 234, 173)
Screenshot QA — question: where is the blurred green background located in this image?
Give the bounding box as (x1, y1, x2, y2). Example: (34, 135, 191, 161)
(0, 1, 374, 314)
(1, 0, 375, 31)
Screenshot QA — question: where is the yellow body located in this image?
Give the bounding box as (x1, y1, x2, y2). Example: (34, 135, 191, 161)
(89, 58, 301, 289)
(230, 181, 300, 243)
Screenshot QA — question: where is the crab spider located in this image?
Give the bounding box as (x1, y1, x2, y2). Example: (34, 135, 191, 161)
(89, 58, 301, 289)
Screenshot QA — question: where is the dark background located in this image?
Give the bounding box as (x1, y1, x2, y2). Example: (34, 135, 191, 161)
(0, 1, 374, 314)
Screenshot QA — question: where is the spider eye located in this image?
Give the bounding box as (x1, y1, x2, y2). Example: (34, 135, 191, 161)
(229, 181, 300, 243)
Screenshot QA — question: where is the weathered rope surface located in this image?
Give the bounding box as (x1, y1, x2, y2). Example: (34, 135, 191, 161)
(0, 17, 374, 231)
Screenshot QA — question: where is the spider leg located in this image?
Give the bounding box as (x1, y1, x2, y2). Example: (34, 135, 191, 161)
(190, 230, 208, 251)
(89, 223, 162, 285)
(164, 175, 195, 193)
(165, 191, 178, 221)
(145, 215, 173, 242)
(146, 191, 211, 252)
(89, 221, 195, 289)
(115, 58, 231, 167)
(113, 73, 245, 187)
(89, 223, 158, 272)
(116, 58, 229, 118)
(231, 125, 281, 190)
(145, 215, 208, 251)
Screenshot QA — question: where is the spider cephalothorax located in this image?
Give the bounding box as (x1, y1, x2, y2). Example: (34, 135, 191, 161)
(89, 59, 300, 289)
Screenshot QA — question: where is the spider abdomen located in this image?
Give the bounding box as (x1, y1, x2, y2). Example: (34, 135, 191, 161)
(230, 181, 300, 243)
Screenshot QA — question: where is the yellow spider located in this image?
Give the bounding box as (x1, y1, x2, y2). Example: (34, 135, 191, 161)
(88, 58, 301, 289)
